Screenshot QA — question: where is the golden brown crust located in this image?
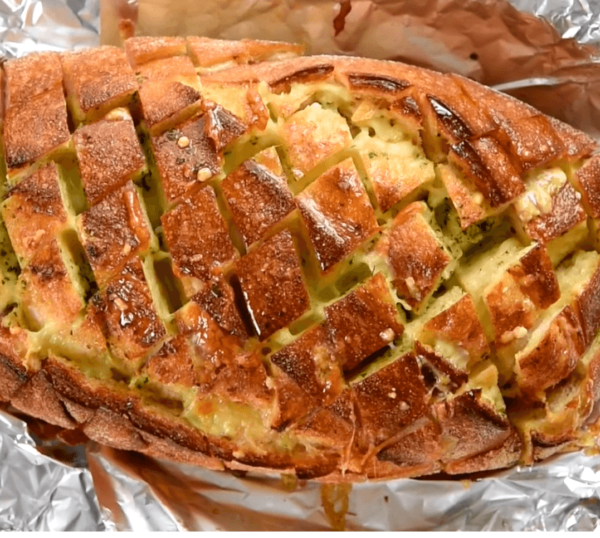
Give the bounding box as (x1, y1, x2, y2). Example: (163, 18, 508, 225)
(421, 86, 497, 144)
(376, 417, 442, 471)
(74, 114, 146, 206)
(572, 154, 600, 218)
(421, 294, 490, 365)
(449, 137, 524, 208)
(186, 37, 304, 70)
(376, 202, 450, 311)
(0, 326, 29, 402)
(78, 182, 152, 288)
(270, 325, 341, 411)
(445, 429, 522, 475)
(145, 335, 196, 388)
(136, 56, 201, 130)
(484, 244, 559, 346)
(438, 164, 487, 229)
(453, 75, 595, 169)
(521, 183, 587, 244)
(191, 276, 249, 341)
(20, 239, 84, 330)
(125, 37, 187, 67)
(346, 72, 412, 97)
(173, 299, 260, 400)
(512, 244, 560, 310)
(297, 159, 378, 274)
(61, 47, 137, 119)
(548, 117, 597, 160)
(501, 115, 566, 173)
(3, 85, 69, 171)
(270, 64, 335, 94)
(0, 357, 26, 402)
(202, 100, 246, 152)
(82, 407, 147, 451)
(516, 306, 585, 397)
(390, 95, 423, 132)
(150, 114, 221, 204)
(436, 390, 513, 464)
(222, 149, 295, 248)
(324, 273, 404, 372)
(485, 272, 537, 346)
(235, 229, 310, 340)
(4, 45, 600, 483)
(162, 185, 237, 283)
(271, 364, 319, 430)
(292, 406, 355, 451)
(91, 258, 166, 364)
(3, 52, 63, 108)
(11, 370, 76, 430)
(2, 163, 68, 265)
(573, 258, 600, 347)
(353, 352, 429, 447)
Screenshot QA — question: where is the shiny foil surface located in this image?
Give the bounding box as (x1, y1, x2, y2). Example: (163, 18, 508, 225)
(2, 0, 600, 531)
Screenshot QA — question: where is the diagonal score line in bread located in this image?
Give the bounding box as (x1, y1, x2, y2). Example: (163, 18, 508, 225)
(1, 38, 600, 480)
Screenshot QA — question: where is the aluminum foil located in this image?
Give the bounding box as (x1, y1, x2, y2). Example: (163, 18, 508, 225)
(3, 0, 600, 531)
(0, 0, 99, 58)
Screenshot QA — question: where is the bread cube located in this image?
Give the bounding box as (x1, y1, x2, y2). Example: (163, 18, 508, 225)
(222, 148, 295, 248)
(187, 37, 304, 71)
(354, 130, 435, 213)
(91, 258, 166, 364)
(3, 86, 70, 179)
(235, 229, 310, 340)
(419, 291, 490, 371)
(191, 275, 250, 341)
(352, 350, 429, 446)
(145, 335, 197, 388)
(375, 201, 452, 312)
(297, 158, 378, 274)
(324, 273, 404, 372)
(77, 182, 153, 288)
(449, 136, 524, 209)
(200, 81, 269, 133)
(137, 55, 201, 132)
(161, 186, 237, 285)
(74, 109, 147, 205)
(150, 114, 221, 204)
(125, 36, 187, 67)
(19, 239, 85, 331)
(279, 103, 351, 179)
(512, 168, 587, 262)
(61, 46, 137, 123)
(2, 163, 68, 266)
(3, 53, 62, 108)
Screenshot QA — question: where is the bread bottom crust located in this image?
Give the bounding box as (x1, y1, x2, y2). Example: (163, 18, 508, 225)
(0, 352, 526, 481)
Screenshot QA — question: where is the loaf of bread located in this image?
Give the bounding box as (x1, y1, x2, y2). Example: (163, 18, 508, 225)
(1, 36, 600, 481)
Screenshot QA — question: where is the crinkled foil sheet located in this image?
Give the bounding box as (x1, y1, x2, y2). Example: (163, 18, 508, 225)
(2, 0, 600, 531)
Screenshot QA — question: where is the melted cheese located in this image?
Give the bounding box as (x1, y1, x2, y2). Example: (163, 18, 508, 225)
(515, 167, 567, 223)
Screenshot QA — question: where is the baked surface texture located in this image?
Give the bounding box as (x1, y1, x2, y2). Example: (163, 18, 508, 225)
(2, 36, 600, 481)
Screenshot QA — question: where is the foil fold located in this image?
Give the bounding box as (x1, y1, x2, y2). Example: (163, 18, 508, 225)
(2, 0, 600, 531)
(0, 409, 105, 531)
(0, 0, 99, 58)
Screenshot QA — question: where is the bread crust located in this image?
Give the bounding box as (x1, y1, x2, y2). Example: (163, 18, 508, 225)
(2, 45, 600, 482)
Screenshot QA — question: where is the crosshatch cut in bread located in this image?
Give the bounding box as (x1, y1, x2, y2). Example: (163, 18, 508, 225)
(2, 35, 600, 481)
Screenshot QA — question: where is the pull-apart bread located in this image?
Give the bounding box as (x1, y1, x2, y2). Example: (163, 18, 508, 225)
(2, 36, 600, 480)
